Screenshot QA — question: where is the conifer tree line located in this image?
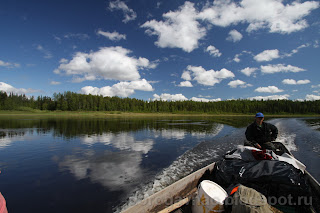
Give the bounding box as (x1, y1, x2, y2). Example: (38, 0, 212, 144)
(0, 91, 319, 114)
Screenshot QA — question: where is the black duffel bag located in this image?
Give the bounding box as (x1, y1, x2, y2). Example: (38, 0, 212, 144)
(212, 159, 311, 206)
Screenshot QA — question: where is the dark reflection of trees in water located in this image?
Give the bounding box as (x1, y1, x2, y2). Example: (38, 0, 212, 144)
(0, 116, 262, 139)
(0, 130, 26, 139)
(303, 118, 320, 131)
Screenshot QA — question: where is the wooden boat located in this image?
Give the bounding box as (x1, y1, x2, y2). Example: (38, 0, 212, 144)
(121, 142, 320, 213)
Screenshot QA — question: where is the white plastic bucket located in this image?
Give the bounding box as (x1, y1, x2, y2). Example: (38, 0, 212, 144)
(192, 180, 228, 213)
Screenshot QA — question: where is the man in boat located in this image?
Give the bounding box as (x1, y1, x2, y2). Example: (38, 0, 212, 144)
(245, 112, 278, 150)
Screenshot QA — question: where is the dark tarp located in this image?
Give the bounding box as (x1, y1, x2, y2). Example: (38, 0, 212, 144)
(212, 159, 311, 205)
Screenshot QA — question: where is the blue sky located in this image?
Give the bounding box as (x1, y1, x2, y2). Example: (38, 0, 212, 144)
(1, 0, 320, 102)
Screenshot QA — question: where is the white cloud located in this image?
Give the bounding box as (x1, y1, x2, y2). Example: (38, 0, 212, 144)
(152, 93, 221, 102)
(36, 45, 53, 59)
(232, 50, 252, 63)
(0, 60, 20, 68)
(261, 64, 306, 74)
(253, 45, 310, 62)
(205, 45, 222, 57)
(0, 82, 39, 94)
(97, 30, 126, 41)
(59, 58, 68, 63)
(311, 84, 320, 88)
(153, 93, 188, 101)
(226, 29, 243, 42)
(64, 33, 90, 40)
(198, 0, 319, 34)
(284, 44, 310, 57)
(282, 79, 310, 85)
(109, 0, 137, 23)
(254, 49, 280, 62)
(55, 46, 155, 82)
(178, 81, 193, 87)
(184, 65, 235, 86)
(198, 95, 212, 98)
(181, 71, 191, 81)
(248, 94, 290, 100)
(190, 97, 221, 102)
(228, 80, 252, 88)
(141, 2, 206, 52)
(255, 86, 284, 93)
(241, 67, 257, 76)
(233, 54, 241, 63)
(305, 94, 320, 101)
(81, 79, 153, 97)
(50, 81, 61, 85)
(141, 1, 318, 52)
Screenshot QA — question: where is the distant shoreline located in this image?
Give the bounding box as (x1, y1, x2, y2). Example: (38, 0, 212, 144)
(0, 110, 319, 117)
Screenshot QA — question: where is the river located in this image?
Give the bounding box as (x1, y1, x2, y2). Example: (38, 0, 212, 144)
(0, 116, 319, 212)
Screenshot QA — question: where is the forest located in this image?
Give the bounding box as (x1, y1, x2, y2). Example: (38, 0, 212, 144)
(0, 91, 319, 114)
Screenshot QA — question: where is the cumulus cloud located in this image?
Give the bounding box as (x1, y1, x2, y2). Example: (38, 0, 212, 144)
(36, 45, 53, 59)
(228, 80, 252, 88)
(198, 0, 319, 34)
(241, 67, 257, 77)
(141, 2, 206, 52)
(233, 50, 252, 63)
(233, 55, 241, 63)
(153, 93, 188, 101)
(97, 30, 126, 41)
(205, 45, 222, 57)
(254, 49, 280, 62)
(181, 71, 192, 81)
(0, 82, 39, 94)
(282, 79, 310, 85)
(0, 60, 20, 68)
(152, 93, 221, 102)
(64, 33, 90, 40)
(190, 97, 221, 102)
(248, 94, 290, 100)
(311, 84, 320, 88)
(178, 81, 193, 87)
(109, 0, 137, 23)
(226, 29, 243, 42)
(305, 94, 320, 101)
(81, 79, 153, 97)
(141, 0, 318, 52)
(183, 65, 235, 86)
(260, 64, 306, 74)
(50, 81, 61, 85)
(284, 44, 310, 57)
(55, 46, 156, 82)
(255, 86, 284, 93)
(254, 44, 311, 62)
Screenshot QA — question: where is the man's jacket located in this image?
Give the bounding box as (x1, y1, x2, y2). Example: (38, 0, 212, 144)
(245, 122, 278, 144)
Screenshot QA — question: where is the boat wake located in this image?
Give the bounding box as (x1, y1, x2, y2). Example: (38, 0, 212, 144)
(271, 119, 298, 151)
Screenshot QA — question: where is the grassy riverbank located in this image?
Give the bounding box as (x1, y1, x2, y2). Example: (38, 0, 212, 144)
(0, 110, 319, 117)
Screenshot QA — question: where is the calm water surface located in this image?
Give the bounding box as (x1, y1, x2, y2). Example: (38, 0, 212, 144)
(0, 116, 319, 212)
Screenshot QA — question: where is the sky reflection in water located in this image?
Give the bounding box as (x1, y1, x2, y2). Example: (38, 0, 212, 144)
(0, 117, 230, 212)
